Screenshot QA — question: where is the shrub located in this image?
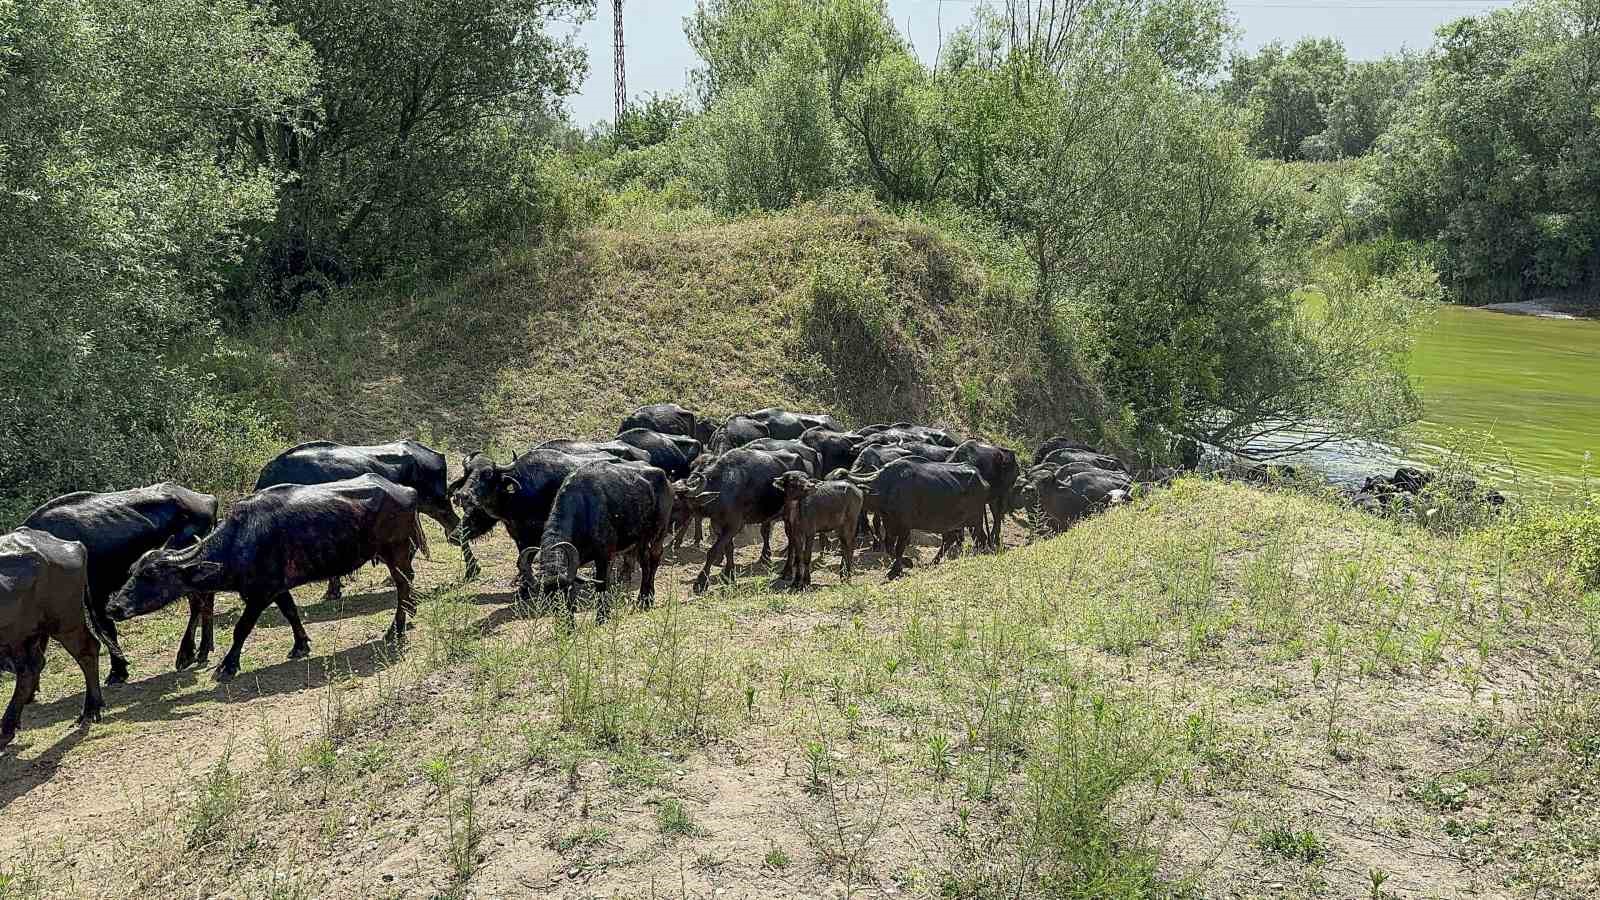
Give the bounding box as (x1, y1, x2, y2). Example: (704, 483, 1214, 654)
(1502, 483, 1600, 594)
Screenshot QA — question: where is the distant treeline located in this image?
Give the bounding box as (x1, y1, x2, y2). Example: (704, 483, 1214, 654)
(1220, 2, 1600, 305)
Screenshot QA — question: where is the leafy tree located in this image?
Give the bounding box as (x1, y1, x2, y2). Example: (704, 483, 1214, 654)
(690, 38, 844, 211)
(229, 0, 591, 312)
(1225, 38, 1348, 160)
(0, 0, 313, 517)
(1313, 53, 1427, 159)
(616, 92, 692, 150)
(1377, 0, 1600, 301)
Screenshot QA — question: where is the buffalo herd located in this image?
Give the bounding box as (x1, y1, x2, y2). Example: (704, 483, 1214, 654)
(0, 400, 1480, 748)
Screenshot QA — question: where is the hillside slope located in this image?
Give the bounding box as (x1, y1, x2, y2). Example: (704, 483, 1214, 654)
(0, 481, 1594, 899)
(223, 204, 1103, 474)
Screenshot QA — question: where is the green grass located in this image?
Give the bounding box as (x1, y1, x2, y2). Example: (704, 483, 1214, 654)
(221, 200, 1111, 464)
(10, 477, 1591, 898)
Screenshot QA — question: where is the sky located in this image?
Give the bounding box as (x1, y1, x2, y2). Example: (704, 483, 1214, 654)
(562, 0, 1516, 127)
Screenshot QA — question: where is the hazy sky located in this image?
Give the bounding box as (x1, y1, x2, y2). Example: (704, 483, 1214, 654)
(563, 0, 1515, 127)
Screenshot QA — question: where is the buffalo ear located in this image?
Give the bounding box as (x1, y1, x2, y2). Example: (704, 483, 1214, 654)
(502, 476, 522, 495)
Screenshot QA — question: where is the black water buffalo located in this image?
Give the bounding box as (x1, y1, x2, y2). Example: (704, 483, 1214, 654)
(615, 428, 702, 478)
(857, 423, 959, 447)
(1391, 467, 1433, 494)
(744, 438, 822, 475)
(619, 403, 716, 445)
(800, 426, 863, 474)
(0, 528, 100, 749)
(1040, 447, 1125, 472)
(108, 475, 429, 682)
(950, 440, 1020, 548)
(708, 415, 770, 454)
(675, 448, 804, 593)
(1013, 467, 1132, 531)
(849, 459, 989, 578)
(22, 483, 219, 679)
(518, 462, 673, 626)
(772, 472, 862, 588)
(452, 449, 622, 557)
(1033, 435, 1098, 467)
(534, 438, 652, 464)
(744, 407, 844, 439)
(256, 440, 471, 598)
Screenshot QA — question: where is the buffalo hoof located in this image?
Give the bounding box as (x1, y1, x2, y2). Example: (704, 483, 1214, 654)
(74, 707, 102, 729)
(105, 669, 128, 686)
(383, 625, 409, 645)
(287, 642, 312, 661)
(175, 650, 196, 672)
(0, 731, 13, 751)
(692, 575, 710, 595)
(213, 661, 240, 683)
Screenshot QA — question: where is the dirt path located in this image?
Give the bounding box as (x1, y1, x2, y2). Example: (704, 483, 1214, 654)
(0, 517, 988, 860)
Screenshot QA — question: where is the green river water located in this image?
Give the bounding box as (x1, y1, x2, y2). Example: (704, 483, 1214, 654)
(1409, 306, 1600, 484)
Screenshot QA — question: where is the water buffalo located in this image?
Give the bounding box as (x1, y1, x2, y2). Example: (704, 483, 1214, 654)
(534, 438, 652, 465)
(772, 472, 862, 588)
(744, 438, 823, 476)
(518, 462, 672, 626)
(615, 428, 702, 478)
(800, 426, 863, 474)
(452, 449, 624, 558)
(1013, 467, 1132, 531)
(674, 448, 805, 593)
(1033, 435, 1098, 467)
(619, 403, 716, 445)
(1039, 447, 1125, 472)
(743, 408, 844, 439)
(849, 459, 989, 578)
(950, 440, 1020, 548)
(256, 440, 471, 599)
(857, 423, 959, 447)
(22, 482, 219, 679)
(108, 475, 429, 682)
(705, 415, 768, 454)
(0, 528, 100, 749)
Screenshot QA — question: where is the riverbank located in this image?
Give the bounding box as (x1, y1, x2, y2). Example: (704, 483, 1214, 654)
(1479, 299, 1587, 319)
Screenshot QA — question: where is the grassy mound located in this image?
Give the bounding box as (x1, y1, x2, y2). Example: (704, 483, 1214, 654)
(216, 202, 1104, 481)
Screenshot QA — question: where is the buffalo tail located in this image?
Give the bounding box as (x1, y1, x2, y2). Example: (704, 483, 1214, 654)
(412, 513, 431, 560)
(83, 585, 124, 661)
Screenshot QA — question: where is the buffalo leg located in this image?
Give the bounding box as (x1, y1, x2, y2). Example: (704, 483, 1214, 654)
(216, 594, 271, 682)
(274, 593, 312, 660)
(323, 577, 342, 604)
(637, 536, 664, 611)
(385, 553, 417, 642)
(461, 541, 481, 582)
(99, 610, 129, 685)
(0, 638, 46, 748)
(838, 522, 856, 581)
(990, 499, 1007, 550)
(593, 555, 612, 624)
(757, 521, 774, 567)
(61, 628, 104, 728)
(695, 525, 736, 594)
(885, 530, 911, 579)
(176, 592, 216, 671)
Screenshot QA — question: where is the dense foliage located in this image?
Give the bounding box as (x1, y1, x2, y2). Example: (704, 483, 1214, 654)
(0, 0, 592, 520)
(1375, 0, 1600, 303)
(609, 0, 1431, 459)
(1222, 37, 1424, 161)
